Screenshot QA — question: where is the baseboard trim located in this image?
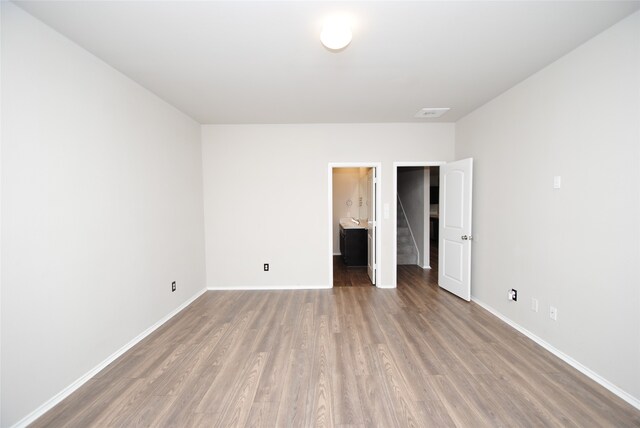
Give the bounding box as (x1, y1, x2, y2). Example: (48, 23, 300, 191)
(422, 265, 432, 270)
(471, 296, 640, 411)
(207, 284, 332, 291)
(375, 283, 396, 289)
(207, 284, 395, 290)
(11, 288, 207, 428)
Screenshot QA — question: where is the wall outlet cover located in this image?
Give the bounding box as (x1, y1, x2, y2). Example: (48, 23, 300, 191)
(553, 175, 562, 189)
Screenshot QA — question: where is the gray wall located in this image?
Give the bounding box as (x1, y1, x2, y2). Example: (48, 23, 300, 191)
(456, 11, 640, 404)
(1, 4, 206, 425)
(202, 124, 454, 289)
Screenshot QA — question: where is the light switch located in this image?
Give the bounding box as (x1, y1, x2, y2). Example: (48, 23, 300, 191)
(383, 203, 390, 219)
(553, 176, 562, 189)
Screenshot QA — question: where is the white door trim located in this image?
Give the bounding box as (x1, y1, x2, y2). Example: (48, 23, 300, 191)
(392, 161, 446, 289)
(328, 162, 382, 288)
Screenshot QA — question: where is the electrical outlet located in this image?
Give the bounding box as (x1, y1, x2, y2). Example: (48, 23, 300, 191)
(171, 281, 176, 292)
(550, 306, 558, 321)
(508, 289, 518, 301)
(264, 263, 269, 272)
(531, 298, 539, 312)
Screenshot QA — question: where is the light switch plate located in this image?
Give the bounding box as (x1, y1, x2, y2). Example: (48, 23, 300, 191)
(553, 176, 562, 189)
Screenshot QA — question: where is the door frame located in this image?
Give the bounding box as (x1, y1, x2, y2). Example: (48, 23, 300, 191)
(392, 161, 446, 288)
(328, 162, 382, 288)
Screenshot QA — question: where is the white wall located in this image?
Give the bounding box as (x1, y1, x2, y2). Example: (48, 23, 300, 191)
(1, 4, 206, 426)
(456, 11, 640, 404)
(332, 168, 360, 254)
(202, 123, 454, 289)
(397, 167, 426, 266)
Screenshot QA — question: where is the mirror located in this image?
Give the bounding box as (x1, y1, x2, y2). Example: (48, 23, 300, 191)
(332, 167, 372, 224)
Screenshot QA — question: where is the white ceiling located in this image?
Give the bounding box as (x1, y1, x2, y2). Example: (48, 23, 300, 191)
(15, 1, 640, 124)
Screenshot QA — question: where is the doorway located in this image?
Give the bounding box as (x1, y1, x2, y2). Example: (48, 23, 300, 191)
(396, 165, 440, 271)
(393, 160, 474, 300)
(393, 162, 444, 288)
(328, 163, 381, 288)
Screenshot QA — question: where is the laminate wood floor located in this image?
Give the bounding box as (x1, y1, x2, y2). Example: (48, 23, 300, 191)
(333, 256, 372, 287)
(33, 264, 640, 427)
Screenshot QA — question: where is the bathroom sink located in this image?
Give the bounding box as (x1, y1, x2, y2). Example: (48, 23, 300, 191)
(339, 218, 367, 229)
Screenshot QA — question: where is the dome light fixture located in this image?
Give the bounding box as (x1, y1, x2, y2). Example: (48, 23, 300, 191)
(320, 16, 352, 51)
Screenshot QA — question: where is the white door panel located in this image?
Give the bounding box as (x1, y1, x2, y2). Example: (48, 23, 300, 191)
(443, 239, 464, 282)
(443, 170, 464, 229)
(438, 158, 473, 301)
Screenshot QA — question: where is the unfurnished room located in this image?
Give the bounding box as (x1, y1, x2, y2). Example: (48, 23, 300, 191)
(1, 1, 640, 427)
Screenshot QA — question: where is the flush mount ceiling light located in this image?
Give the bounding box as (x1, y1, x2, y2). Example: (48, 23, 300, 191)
(414, 108, 451, 118)
(320, 16, 352, 51)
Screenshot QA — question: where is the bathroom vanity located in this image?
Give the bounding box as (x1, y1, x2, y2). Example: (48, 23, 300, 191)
(339, 219, 368, 266)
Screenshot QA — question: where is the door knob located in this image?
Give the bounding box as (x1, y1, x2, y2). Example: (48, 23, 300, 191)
(461, 235, 472, 240)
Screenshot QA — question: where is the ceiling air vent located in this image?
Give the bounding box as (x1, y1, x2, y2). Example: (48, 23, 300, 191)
(414, 108, 450, 118)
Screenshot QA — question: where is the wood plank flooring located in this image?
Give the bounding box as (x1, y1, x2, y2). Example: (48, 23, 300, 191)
(32, 259, 640, 427)
(333, 255, 372, 287)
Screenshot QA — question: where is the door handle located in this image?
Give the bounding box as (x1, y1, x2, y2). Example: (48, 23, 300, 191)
(461, 235, 473, 241)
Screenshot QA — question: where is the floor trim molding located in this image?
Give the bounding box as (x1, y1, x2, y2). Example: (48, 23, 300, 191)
(207, 284, 396, 290)
(471, 296, 640, 411)
(11, 288, 207, 428)
(375, 283, 396, 289)
(207, 285, 331, 291)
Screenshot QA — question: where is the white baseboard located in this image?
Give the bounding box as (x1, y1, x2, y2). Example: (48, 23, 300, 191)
(375, 283, 396, 289)
(207, 284, 396, 291)
(11, 288, 207, 428)
(471, 296, 640, 411)
(208, 284, 394, 290)
(333, 252, 341, 256)
(208, 284, 332, 291)
(422, 265, 432, 270)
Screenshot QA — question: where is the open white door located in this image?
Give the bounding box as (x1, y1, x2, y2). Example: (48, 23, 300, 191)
(367, 168, 376, 284)
(438, 158, 473, 301)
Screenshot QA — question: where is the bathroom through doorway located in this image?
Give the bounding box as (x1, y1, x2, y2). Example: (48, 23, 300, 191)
(328, 163, 381, 287)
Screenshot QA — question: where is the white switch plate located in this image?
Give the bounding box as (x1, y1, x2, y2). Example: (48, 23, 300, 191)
(553, 176, 562, 189)
(550, 306, 558, 321)
(531, 298, 539, 312)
